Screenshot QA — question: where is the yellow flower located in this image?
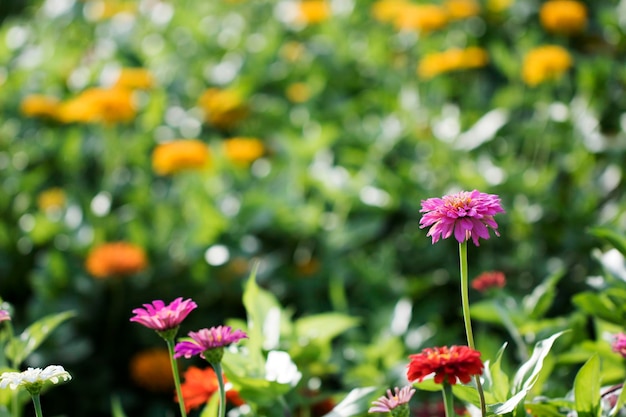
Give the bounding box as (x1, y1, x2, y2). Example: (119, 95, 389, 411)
(113, 68, 154, 90)
(20, 95, 61, 119)
(152, 139, 211, 175)
(539, 0, 587, 35)
(444, 0, 481, 19)
(394, 4, 448, 33)
(295, 0, 331, 24)
(37, 188, 66, 212)
(85, 242, 147, 279)
(223, 137, 265, 165)
(371, 0, 409, 23)
(286, 83, 311, 103)
(198, 88, 248, 130)
(522, 45, 573, 86)
(418, 47, 489, 79)
(487, 0, 513, 12)
(57, 87, 136, 124)
(84, 0, 137, 21)
(129, 349, 174, 392)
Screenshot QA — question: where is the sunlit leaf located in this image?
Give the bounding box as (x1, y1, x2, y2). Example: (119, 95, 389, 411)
(321, 387, 378, 417)
(574, 355, 600, 417)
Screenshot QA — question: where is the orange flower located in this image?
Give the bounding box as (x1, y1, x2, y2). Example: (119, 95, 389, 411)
(20, 95, 61, 119)
(129, 348, 174, 392)
(444, 0, 481, 19)
(152, 139, 211, 175)
(177, 366, 244, 413)
(394, 4, 448, 33)
(418, 47, 489, 79)
(198, 88, 248, 130)
(85, 242, 147, 278)
(522, 45, 572, 86)
(57, 87, 136, 124)
(37, 188, 66, 212)
(539, 0, 587, 35)
(295, 0, 331, 24)
(223, 137, 265, 165)
(113, 68, 155, 90)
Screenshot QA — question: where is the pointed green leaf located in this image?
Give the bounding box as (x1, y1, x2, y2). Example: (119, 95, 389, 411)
(572, 292, 621, 325)
(295, 313, 359, 343)
(513, 331, 565, 393)
(5, 311, 75, 366)
(487, 343, 511, 403)
(574, 355, 601, 417)
(321, 387, 378, 417)
(111, 396, 129, 417)
(199, 392, 219, 417)
(589, 227, 626, 257)
(522, 269, 565, 319)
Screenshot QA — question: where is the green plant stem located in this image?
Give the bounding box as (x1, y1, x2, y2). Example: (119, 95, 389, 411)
(211, 362, 226, 417)
(442, 382, 455, 417)
(458, 242, 487, 417)
(31, 394, 43, 417)
(494, 299, 528, 362)
(166, 339, 188, 417)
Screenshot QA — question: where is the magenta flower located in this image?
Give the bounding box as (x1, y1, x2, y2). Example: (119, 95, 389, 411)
(368, 386, 415, 414)
(419, 190, 504, 246)
(0, 309, 10, 322)
(612, 333, 626, 358)
(174, 326, 248, 361)
(130, 297, 197, 332)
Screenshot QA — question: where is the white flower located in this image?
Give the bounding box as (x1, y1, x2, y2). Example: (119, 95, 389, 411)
(264, 350, 301, 386)
(0, 365, 72, 392)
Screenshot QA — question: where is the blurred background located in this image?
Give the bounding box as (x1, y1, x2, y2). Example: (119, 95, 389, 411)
(1, 0, 625, 416)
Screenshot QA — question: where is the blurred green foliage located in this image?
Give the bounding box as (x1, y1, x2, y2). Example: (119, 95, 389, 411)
(1, 0, 626, 416)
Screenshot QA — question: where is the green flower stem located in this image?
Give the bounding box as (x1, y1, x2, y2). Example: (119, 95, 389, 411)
(165, 339, 188, 417)
(31, 394, 43, 417)
(442, 382, 455, 417)
(458, 242, 486, 417)
(211, 362, 226, 417)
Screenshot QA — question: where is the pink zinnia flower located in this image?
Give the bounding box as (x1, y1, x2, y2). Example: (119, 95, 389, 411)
(130, 298, 197, 332)
(419, 190, 504, 246)
(368, 386, 416, 414)
(612, 333, 626, 358)
(174, 326, 248, 360)
(0, 310, 10, 322)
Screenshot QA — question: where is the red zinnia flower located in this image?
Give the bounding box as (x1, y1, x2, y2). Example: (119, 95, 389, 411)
(471, 271, 506, 293)
(176, 366, 244, 413)
(419, 190, 504, 246)
(407, 345, 484, 385)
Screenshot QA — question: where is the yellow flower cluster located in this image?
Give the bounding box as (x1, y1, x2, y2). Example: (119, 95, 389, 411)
(152, 140, 211, 176)
(37, 188, 66, 212)
(418, 47, 489, 79)
(223, 138, 265, 165)
(295, 0, 331, 25)
(197, 88, 248, 130)
(539, 0, 587, 35)
(522, 45, 573, 86)
(372, 0, 480, 33)
(20, 68, 154, 124)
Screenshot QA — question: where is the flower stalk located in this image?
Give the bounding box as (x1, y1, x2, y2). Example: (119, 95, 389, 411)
(458, 241, 486, 417)
(32, 394, 43, 417)
(211, 362, 227, 417)
(165, 338, 188, 417)
(442, 382, 455, 417)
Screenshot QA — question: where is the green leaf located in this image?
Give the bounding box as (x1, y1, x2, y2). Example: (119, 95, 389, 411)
(522, 269, 565, 320)
(513, 331, 565, 392)
(4, 311, 75, 367)
(574, 355, 600, 417)
(294, 313, 359, 343)
(486, 343, 511, 403)
(321, 387, 378, 417)
(199, 391, 219, 417)
(572, 292, 622, 325)
(526, 402, 570, 417)
(111, 396, 128, 417)
(589, 227, 626, 257)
